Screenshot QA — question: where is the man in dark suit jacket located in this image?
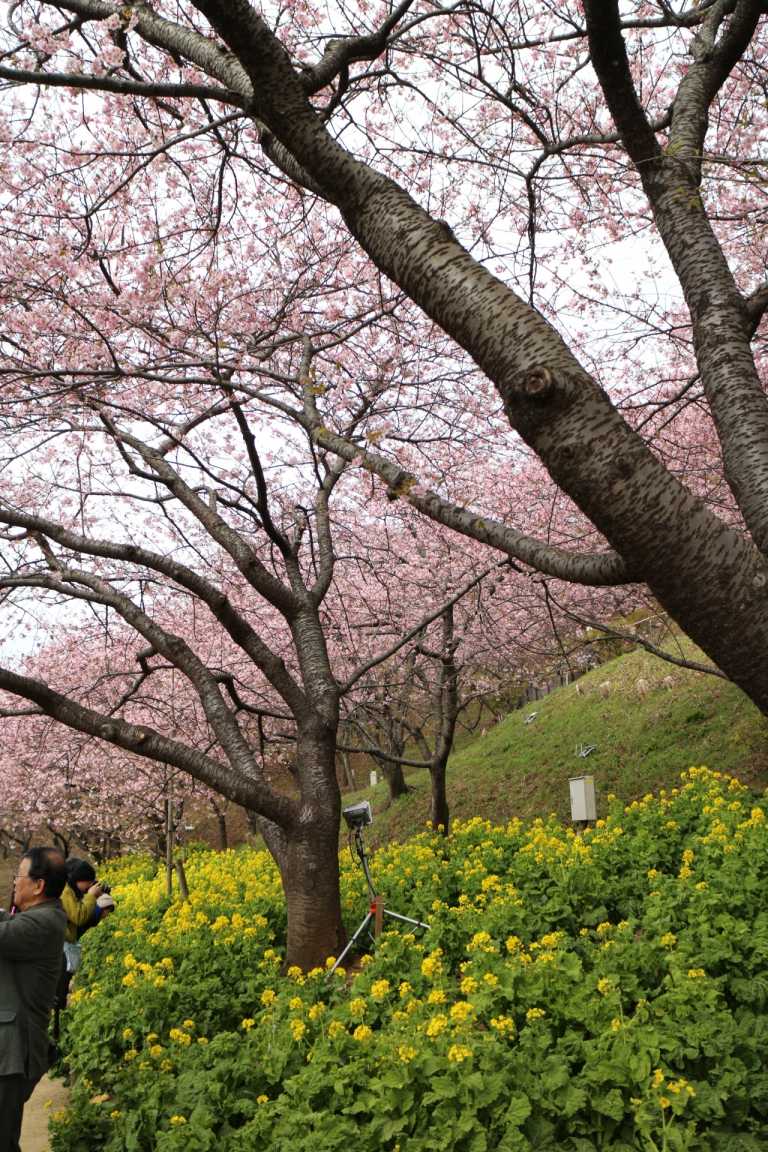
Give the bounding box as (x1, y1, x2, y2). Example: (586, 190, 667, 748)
(0, 847, 67, 1152)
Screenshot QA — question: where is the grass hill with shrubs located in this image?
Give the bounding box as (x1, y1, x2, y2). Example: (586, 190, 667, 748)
(363, 645, 768, 847)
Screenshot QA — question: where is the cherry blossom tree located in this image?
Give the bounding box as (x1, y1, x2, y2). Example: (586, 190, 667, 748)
(0, 0, 766, 962)
(0, 0, 761, 693)
(0, 337, 525, 966)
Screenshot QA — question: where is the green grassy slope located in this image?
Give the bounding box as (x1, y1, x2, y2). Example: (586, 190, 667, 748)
(364, 645, 768, 847)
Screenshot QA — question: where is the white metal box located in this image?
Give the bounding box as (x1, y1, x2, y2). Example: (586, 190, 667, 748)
(569, 775, 597, 822)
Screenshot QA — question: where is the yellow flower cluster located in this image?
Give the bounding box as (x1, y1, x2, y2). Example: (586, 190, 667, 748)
(76, 762, 763, 1146)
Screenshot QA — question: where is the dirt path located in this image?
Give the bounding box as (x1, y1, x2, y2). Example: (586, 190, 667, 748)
(21, 1075, 70, 1152)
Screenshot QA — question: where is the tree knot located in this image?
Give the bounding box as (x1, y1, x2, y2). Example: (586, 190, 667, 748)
(509, 366, 555, 400)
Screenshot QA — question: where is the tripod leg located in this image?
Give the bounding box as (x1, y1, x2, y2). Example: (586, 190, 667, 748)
(383, 909, 430, 932)
(326, 912, 374, 977)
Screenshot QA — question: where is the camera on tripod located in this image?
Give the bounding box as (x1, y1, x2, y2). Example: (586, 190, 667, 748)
(328, 797, 428, 977)
(342, 801, 372, 831)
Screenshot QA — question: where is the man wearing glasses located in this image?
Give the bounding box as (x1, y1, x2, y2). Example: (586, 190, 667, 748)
(0, 848, 67, 1152)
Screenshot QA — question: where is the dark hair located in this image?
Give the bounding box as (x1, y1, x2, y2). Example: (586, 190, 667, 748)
(65, 857, 97, 889)
(22, 847, 67, 899)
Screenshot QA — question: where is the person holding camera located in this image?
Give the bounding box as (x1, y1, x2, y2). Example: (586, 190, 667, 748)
(54, 860, 115, 1033)
(0, 847, 68, 1152)
(60, 859, 109, 956)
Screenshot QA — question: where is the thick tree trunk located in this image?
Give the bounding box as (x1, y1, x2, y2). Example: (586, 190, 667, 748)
(376, 751, 411, 802)
(258, 809, 345, 969)
(428, 607, 459, 837)
(210, 800, 229, 850)
(257, 715, 346, 969)
(429, 767, 450, 836)
(275, 828, 345, 969)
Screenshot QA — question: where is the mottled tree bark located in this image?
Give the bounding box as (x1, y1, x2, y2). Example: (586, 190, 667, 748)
(257, 724, 345, 969)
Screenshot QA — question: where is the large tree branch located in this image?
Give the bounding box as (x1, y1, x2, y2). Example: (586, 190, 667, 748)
(581, 0, 663, 171)
(0, 666, 297, 826)
(44, 0, 254, 95)
(298, 0, 416, 95)
(303, 418, 632, 588)
(668, 0, 763, 184)
(0, 564, 263, 776)
(0, 63, 240, 104)
(583, 0, 768, 554)
(0, 505, 307, 715)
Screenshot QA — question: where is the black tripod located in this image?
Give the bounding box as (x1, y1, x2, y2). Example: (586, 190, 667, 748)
(328, 826, 429, 976)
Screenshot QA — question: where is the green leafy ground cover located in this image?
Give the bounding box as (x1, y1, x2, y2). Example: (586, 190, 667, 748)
(364, 648, 768, 847)
(53, 767, 768, 1152)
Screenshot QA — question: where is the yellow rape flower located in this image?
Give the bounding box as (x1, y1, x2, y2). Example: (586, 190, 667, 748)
(421, 953, 443, 979)
(169, 1115, 186, 1126)
(425, 1015, 448, 1037)
(449, 1002, 474, 1024)
(668, 1078, 696, 1098)
(447, 1044, 472, 1063)
(352, 1025, 372, 1042)
(349, 998, 366, 1019)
